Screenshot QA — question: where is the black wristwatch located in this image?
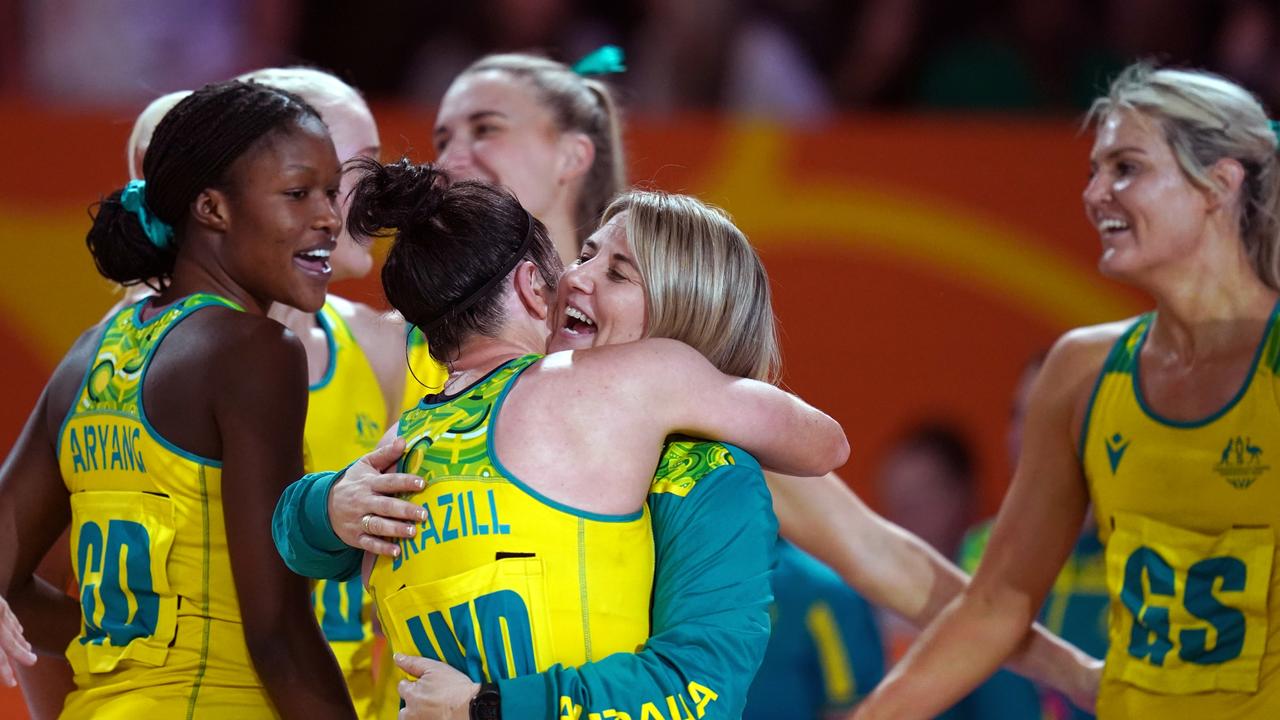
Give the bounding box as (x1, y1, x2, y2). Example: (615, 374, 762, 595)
(470, 682, 501, 720)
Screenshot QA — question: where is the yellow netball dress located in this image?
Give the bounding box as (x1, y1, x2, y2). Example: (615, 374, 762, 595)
(302, 297, 390, 719)
(1082, 306, 1280, 718)
(369, 355, 654, 682)
(399, 325, 448, 413)
(57, 294, 275, 718)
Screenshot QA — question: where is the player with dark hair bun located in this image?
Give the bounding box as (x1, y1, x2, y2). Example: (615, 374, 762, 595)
(0, 79, 356, 718)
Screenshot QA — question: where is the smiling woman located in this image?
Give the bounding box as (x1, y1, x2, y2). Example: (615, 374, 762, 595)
(551, 192, 781, 383)
(0, 80, 356, 719)
(432, 53, 625, 264)
(857, 63, 1280, 720)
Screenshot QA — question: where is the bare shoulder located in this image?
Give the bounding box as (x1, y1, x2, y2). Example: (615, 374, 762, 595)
(327, 296, 408, 411)
(42, 322, 114, 435)
(1045, 318, 1134, 388)
(1039, 317, 1138, 433)
(558, 338, 705, 375)
(182, 309, 307, 392)
(329, 295, 404, 355)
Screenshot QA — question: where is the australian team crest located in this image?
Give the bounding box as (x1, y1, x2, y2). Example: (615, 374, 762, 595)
(1214, 436, 1270, 489)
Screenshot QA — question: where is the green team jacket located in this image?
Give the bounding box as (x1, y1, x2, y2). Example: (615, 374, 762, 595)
(272, 440, 778, 719)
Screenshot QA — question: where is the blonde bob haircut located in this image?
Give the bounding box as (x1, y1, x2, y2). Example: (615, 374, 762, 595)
(1088, 63, 1280, 289)
(603, 190, 781, 384)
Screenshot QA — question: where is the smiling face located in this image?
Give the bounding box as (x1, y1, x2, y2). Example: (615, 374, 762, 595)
(1083, 109, 1213, 283)
(547, 211, 647, 352)
(219, 115, 343, 313)
(433, 70, 570, 218)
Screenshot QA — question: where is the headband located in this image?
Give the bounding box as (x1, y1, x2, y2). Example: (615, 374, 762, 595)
(421, 210, 537, 332)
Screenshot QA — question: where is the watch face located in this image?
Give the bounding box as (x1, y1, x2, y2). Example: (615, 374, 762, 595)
(471, 686, 501, 720)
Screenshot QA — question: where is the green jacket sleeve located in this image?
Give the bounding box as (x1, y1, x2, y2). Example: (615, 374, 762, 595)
(498, 444, 778, 719)
(271, 467, 364, 581)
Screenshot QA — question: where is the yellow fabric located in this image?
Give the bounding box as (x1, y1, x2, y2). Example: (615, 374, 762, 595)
(399, 325, 448, 414)
(1083, 308, 1280, 718)
(303, 297, 391, 719)
(57, 295, 276, 718)
(807, 601, 857, 705)
(370, 355, 654, 682)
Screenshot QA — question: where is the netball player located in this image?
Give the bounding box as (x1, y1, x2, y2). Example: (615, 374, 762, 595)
(857, 64, 1280, 718)
(0, 80, 354, 718)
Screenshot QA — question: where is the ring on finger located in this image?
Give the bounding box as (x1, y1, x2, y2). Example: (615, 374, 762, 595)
(361, 514, 373, 534)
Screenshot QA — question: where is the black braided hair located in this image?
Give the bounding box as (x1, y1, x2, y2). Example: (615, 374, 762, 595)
(86, 80, 322, 286)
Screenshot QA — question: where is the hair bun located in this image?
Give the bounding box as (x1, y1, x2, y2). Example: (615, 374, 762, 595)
(346, 157, 449, 240)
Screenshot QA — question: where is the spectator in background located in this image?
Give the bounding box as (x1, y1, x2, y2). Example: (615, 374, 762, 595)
(874, 422, 977, 664)
(401, 0, 614, 108)
(1210, 0, 1280, 112)
(745, 539, 886, 719)
(21, 0, 297, 106)
(877, 422, 976, 562)
(913, 0, 1122, 111)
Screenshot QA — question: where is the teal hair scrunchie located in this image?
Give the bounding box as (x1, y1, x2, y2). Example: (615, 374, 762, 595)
(119, 179, 174, 249)
(571, 45, 626, 77)
(1270, 119, 1280, 150)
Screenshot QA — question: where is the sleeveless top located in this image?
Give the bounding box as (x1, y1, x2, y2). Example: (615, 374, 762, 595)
(1081, 305, 1280, 717)
(58, 293, 274, 713)
(369, 355, 654, 682)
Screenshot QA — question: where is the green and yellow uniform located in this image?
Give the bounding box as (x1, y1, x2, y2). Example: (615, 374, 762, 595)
(500, 440, 778, 719)
(744, 540, 884, 719)
(302, 297, 389, 719)
(273, 408, 777, 718)
(1082, 305, 1280, 718)
(369, 355, 654, 682)
(57, 294, 276, 718)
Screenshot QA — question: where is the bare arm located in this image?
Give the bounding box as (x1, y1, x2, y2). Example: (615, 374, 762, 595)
(0, 332, 101, 708)
(770, 471, 1098, 704)
(214, 321, 355, 719)
(852, 330, 1108, 719)
(591, 339, 850, 476)
(15, 533, 76, 719)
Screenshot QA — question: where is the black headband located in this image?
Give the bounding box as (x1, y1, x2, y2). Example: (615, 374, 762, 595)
(421, 210, 537, 332)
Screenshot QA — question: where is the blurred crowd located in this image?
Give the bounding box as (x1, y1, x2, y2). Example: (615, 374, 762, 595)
(3, 0, 1280, 120)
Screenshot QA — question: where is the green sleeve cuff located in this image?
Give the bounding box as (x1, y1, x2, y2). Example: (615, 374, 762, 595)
(300, 469, 347, 552)
(497, 671, 553, 717)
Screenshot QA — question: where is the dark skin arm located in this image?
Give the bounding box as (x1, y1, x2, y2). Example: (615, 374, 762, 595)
(0, 330, 96, 646)
(0, 329, 98, 710)
(189, 313, 354, 719)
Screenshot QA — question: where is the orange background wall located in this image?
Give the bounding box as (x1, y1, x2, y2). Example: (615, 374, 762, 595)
(0, 104, 1143, 715)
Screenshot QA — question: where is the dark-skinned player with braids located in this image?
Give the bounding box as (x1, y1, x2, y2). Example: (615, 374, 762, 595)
(0, 80, 356, 718)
